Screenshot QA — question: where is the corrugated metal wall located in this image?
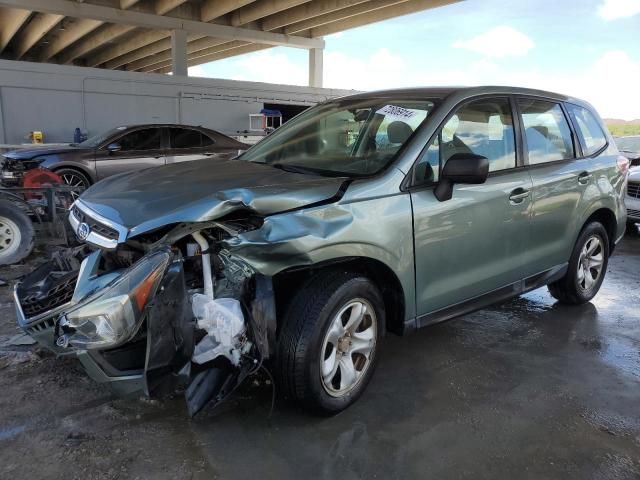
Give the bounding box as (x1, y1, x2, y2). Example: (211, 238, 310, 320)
(0, 60, 354, 144)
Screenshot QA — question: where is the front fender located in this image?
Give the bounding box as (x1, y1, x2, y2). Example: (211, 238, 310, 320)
(41, 158, 97, 183)
(225, 195, 416, 320)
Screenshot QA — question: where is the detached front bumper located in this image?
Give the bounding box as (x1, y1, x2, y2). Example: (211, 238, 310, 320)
(13, 249, 169, 396)
(15, 285, 146, 395)
(14, 245, 276, 414)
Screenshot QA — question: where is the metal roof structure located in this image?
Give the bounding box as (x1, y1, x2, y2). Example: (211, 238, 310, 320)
(0, 0, 457, 85)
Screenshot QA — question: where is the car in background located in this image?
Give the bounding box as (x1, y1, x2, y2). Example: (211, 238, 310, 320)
(1, 124, 249, 190)
(614, 136, 640, 228)
(627, 167, 640, 228)
(615, 135, 640, 167)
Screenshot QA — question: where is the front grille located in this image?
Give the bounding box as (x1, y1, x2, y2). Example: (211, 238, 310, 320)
(627, 182, 640, 199)
(19, 272, 77, 318)
(72, 206, 119, 241)
(627, 208, 640, 219)
(25, 317, 57, 335)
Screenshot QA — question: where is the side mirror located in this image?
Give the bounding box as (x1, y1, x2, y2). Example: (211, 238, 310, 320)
(106, 143, 121, 153)
(434, 153, 489, 202)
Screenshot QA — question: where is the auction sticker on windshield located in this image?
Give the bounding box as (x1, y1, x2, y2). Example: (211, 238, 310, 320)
(376, 105, 417, 120)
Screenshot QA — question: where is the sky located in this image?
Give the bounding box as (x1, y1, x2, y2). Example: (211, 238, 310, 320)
(188, 0, 640, 120)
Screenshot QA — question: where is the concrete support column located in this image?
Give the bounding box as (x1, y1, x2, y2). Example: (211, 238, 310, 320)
(171, 29, 188, 76)
(308, 47, 323, 88)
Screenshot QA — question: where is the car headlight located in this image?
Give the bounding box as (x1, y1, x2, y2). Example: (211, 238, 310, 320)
(56, 249, 171, 350)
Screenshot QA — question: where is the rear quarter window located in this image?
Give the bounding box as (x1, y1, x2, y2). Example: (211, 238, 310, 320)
(566, 104, 608, 156)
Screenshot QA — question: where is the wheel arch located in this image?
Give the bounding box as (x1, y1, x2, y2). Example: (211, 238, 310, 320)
(51, 164, 95, 185)
(272, 256, 407, 336)
(583, 207, 617, 253)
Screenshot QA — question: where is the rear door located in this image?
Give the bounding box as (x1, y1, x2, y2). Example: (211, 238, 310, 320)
(517, 97, 589, 273)
(95, 127, 165, 179)
(165, 127, 215, 165)
(411, 96, 534, 317)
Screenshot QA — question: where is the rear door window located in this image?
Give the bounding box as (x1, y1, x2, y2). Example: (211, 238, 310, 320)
(566, 104, 608, 156)
(170, 128, 208, 149)
(518, 99, 574, 164)
(118, 128, 162, 151)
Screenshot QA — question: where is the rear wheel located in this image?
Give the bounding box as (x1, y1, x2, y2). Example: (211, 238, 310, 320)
(0, 200, 34, 265)
(276, 271, 385, 414)
(548, 222, 609, 304)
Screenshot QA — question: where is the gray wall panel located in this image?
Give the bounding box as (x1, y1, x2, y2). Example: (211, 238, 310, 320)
(179, 97, 261, 132)
(2, 87, 83, 143)
(84, 93, 178, 135)
(0, 60, 355, 144)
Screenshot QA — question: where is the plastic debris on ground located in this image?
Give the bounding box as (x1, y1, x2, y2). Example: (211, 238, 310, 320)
(191, 294, 246, 366)
(2, 333, 37, 347)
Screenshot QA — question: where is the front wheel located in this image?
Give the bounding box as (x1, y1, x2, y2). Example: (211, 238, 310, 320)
(276, 271, 385, 414)
(548, 222, 609, 304)
(55, 168, 91, 199)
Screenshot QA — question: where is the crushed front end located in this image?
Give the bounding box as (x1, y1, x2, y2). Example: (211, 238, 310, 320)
(15, 200, 276, 415)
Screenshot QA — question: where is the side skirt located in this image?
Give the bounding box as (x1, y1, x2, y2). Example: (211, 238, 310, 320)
(404, 263, 568, 332)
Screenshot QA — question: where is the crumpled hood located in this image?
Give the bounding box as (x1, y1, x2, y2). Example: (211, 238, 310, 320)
(3, 145, 86, 160)
(79, 158, 346, 236)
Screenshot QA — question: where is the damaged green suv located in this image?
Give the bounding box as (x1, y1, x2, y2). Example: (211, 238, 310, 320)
(15, 87, 628, 415)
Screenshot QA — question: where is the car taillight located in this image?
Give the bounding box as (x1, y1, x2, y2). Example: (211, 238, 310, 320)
(617, 155, 630, 175)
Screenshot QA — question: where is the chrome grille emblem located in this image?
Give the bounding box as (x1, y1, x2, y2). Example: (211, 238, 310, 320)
(77, 222, 91, 241)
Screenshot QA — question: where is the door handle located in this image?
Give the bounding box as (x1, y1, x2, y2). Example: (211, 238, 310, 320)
(509, 188, 530, 204)
(578, 172, 593, 185)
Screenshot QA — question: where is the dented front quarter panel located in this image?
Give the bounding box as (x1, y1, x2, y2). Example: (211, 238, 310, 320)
(224, 167, 417, 321)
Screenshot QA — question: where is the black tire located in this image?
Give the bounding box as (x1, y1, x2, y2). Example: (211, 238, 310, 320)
(548, 221, 609, 305)
(0, 200, 35, 266)
(276, 270, 385, 414)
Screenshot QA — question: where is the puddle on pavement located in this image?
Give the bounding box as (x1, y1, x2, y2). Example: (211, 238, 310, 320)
(0, 424, 25, 441)
(600, 336, 640, 380)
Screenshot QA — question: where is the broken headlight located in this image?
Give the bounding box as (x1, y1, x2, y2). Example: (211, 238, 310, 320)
(56, 249, 171, 350)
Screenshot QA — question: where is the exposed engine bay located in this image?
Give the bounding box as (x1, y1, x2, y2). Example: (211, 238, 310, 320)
(14, 208, 276, 416)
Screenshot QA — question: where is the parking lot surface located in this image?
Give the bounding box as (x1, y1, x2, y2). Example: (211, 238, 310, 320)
(1, 233, 639, 480)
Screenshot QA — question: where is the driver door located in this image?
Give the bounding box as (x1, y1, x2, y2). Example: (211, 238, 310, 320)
(95, 127, 166, 179)
(410, 97, 533, 319)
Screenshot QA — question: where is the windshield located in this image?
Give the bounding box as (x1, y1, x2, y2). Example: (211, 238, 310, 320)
(77, 127, 127, 148)
(616, 136, 640, 153)
(240, 97, 437, 176)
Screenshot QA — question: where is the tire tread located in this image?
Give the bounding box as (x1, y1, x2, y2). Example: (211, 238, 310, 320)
(276, 270, 378, 411)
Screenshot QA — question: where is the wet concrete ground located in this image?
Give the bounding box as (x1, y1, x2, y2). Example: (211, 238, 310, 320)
(0, 234, 639, 480)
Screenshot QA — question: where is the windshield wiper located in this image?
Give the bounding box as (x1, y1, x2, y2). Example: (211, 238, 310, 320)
(270, 163, 328, 176)
(268, 163, 360, 178)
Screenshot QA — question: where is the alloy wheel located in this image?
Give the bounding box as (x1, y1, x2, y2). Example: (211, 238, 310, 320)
(577, 234, 604, 291)
(59, 171, 88, 199)
(320, 298, 377, 397)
